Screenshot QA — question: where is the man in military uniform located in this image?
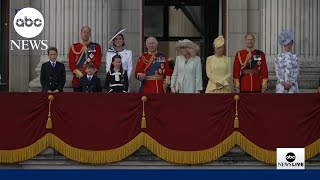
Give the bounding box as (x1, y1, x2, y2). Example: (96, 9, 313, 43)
(69, 26, 102, 91)
(233, 34, 268, 93)
(135, 37, 172, 93)
(40, 47, 66, 93)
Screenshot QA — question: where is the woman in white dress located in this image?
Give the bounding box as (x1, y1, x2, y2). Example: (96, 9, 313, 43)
(275, 31, 299, 93)
(106, 29, 133, 81)
(171, 39, 203, 93)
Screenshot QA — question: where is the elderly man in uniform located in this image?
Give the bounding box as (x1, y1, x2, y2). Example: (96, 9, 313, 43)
(233, 34, 268, 93)
(135, 37, 172, 93)
(69, 26, 102, 92)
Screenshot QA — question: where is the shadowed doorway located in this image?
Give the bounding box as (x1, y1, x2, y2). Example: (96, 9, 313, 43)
(0, 0, 9, 91)
(143, 0, 223, 90)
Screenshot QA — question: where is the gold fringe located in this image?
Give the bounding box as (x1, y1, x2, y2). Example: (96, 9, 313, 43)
(1, 133, 320, 164)
(235, 131, 276, 164)
(142, 132, 236, 164)
(48, 133, 142, 164)
(0, 135, 49, 163)
(305, 138, 320, 160)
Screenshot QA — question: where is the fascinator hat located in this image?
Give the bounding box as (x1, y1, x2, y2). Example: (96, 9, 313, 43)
(213, 36, 225, 48)
(278, 31, 294, 46)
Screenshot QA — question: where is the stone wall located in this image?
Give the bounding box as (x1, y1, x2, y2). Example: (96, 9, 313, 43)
(8, 0, 142, 92)
(227, 0, 320, 92)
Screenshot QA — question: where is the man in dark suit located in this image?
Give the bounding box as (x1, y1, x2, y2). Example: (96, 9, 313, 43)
(40, 47, 66, 93)
(77, 62, 102, 92)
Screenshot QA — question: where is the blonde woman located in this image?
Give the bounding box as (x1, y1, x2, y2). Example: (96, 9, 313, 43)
(205, 36, 231, 93)
(171, 39, 203, 93)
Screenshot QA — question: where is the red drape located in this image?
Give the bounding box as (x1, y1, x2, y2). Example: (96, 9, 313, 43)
(0, 93, 319, 164)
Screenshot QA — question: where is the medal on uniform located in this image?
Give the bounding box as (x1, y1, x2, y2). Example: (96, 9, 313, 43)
(89, 53, 94, 59)
(161, 63, 164, 69)
(88, 45, 96, 53)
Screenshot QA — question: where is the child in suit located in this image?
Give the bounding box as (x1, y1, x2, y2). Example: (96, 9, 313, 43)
(77, 62, 102, 92)
(105, 54, 129, 93)
(40, 47, 66, 93)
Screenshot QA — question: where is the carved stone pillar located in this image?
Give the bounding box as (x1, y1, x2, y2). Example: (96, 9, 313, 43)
(29, 0, 109, 92)
(260, 0, 320, 91)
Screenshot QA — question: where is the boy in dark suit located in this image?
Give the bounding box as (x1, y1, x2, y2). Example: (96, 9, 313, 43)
(40, 47, 66, 93)
(77, 62, 102, 92)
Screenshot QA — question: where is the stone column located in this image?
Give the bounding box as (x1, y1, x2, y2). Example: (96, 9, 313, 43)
(9, 0, 31, 92)
(29, 0, 109, 92)
(110, 0, 142, 92)
(260, 0, 320, 91)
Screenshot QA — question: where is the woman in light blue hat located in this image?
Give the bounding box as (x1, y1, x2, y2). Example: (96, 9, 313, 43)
(171, 39, 203, 93)
(275, 31, 299, 93)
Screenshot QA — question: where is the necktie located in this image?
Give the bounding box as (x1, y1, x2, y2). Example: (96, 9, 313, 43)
(88, 76, 92, 81)
(52, 62, 56, 68)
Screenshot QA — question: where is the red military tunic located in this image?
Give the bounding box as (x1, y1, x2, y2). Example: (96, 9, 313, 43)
(135, 52, 172, 93)
(69, 42, 102, 88)
(233, 49, 268, 92)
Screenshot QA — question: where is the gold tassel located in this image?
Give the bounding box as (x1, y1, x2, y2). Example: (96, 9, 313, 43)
(141, 117, 147, 129)
(46, 116, 52, 129)
(141, 96, 148, 129)
(46, 95, 54, 129)
(234, 116, 239, 129)
(234, 95, 240, 129)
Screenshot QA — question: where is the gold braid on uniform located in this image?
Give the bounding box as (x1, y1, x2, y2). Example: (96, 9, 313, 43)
(238, 51, 252, 70)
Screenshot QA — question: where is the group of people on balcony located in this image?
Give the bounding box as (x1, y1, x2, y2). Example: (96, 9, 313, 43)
(40, 26, 319, 94)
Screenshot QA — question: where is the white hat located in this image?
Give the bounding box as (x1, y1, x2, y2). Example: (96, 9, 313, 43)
(176, 39, 200, 52)
(109, 29, 127, 47)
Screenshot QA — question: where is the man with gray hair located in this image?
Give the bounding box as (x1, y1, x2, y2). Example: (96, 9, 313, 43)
(135, 37, 172, 93)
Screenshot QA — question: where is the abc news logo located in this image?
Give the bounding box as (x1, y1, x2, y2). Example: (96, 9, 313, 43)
(15, 16, 42, 27)
(11, 7, 48, 50)
(277, 148, 305, 170)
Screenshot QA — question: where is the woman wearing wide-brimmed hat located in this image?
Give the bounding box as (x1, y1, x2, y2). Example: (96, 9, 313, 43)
(205, 36, 231, 93)
(275, 31, 299, 93)
(106, 29, 133, 81)
(170, 39, 203, 93)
